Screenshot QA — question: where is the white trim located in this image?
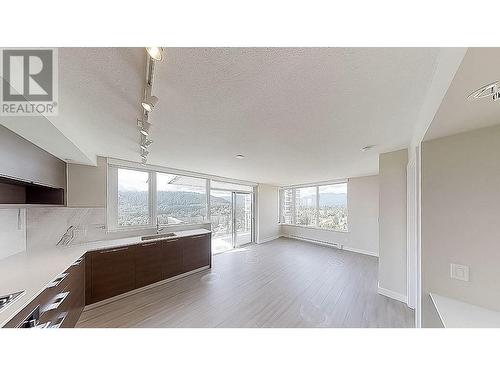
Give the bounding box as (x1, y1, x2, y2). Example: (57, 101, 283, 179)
(343, 245, 378, 258)
(377, 282, 408, 304)
(407, 155, 417, 310)
(283, 234, 378, 257)
(84, 265, 210, 311)
(281, 178, 348, 189)
(107, 157, 257, 186)
(257, 235, 282, 244)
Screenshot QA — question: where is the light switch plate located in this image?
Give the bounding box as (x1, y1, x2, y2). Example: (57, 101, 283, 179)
(450, 263, 469, 282)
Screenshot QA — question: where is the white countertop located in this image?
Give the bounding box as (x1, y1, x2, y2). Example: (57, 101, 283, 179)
(0, 228, 211, 327)
(430, 293, 500, 328)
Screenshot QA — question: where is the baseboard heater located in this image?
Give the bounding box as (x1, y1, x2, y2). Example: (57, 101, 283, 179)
(285, 234, 378, 257)
(285, 234, 343, 249)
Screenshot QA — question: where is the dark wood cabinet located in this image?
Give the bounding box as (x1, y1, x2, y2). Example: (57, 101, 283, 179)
(4, 232, 212, 328)
(182, 234, 211, 273)
(134, 242, 163, 289)
(88, 246, 135, 305)
(4, 257, 85, 328)
(59, 257, 85, 328)
(162, 238, 183, 279)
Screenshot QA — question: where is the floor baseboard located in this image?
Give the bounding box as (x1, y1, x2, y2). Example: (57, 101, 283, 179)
(377, 283, 408, 304)
(257, 235, 282, 244)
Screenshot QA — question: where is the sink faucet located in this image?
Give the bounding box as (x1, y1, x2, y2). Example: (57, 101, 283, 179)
(156, 218, 165, 234)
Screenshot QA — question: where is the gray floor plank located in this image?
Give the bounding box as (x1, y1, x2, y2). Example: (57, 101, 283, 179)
(77, 238, 414, 328)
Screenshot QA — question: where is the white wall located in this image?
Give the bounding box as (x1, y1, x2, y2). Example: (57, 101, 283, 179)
(421, 125, 500, 327)
(0, 209, 26, 260)
(378, 149, 408, 301)
(281, 175, 379, 256)
(256, 184, 281, 243)
(67, 156, 107, 207)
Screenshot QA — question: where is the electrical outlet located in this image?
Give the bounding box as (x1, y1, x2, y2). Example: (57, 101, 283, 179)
(450, 263, 469, 282)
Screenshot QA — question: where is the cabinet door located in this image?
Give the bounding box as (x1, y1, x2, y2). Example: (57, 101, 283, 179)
(162, 238, 183, 279)
(89, 246, 135, 304)
(182, 234, 211, 273)
(135, 242, 163, 289)
(60, 257, 85, 328)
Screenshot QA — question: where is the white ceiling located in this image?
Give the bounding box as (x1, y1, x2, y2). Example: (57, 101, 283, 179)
(1, 48, 448, 185)
(425, 48, 500, 141)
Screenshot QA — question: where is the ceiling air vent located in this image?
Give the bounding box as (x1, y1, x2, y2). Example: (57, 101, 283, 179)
(467, 81, 500, 102)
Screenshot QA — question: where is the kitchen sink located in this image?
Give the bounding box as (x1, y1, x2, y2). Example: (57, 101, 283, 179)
(141, 232, 177, 241)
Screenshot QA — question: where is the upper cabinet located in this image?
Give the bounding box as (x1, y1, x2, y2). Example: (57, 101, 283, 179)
(0, 125, 66, 205)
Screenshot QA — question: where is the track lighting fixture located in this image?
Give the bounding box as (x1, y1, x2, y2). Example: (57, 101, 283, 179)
(137, 47, 164, 163)
(146, 47, 164, 61)
(138, 120, 152, 137)
(140, 139, 153, 150)
(141, 95, 158, 112)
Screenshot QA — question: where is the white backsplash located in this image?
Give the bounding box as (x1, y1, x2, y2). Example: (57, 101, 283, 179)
(27, 207, 108, 251)
(25, 207, 211, 252)
(0, 207, 211, 258)
(0, 209, 27, 260)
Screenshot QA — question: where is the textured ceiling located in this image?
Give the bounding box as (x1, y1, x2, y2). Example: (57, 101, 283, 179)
(2, 48, 443, 185)
(425, 48, 500, 141)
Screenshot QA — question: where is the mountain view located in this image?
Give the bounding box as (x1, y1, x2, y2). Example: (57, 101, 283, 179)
(118, 190, 230, 227)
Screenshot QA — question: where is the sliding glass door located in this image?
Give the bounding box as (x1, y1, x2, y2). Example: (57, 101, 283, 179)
(234, 192, 253, 247)
(210, 188, 254, 254)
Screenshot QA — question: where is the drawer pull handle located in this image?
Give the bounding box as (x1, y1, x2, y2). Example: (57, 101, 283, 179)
(141, 243, 156, 247)
(42, 291, 69, 313)
(49, 312, 68, 329)
(47, 273, 68, 288)
(166, 239, 179, 242)
(99, 247, 129, 254)
(192, 235, 207, 239)
(72, 257, 83, 266)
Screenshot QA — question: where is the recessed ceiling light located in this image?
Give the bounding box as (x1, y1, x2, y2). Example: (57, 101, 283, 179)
(141, 95, 158, 112)
(361, 145, 375, 152)
(146, 47, 164, 61)
(468, 81, 499, 101)
(235, 154, 245, 159)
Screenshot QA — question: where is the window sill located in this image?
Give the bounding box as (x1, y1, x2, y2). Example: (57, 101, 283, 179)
(279, 223, 349, 234)
(107, 221, 212, 233)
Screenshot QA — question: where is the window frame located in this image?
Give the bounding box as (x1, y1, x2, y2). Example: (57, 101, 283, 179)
(279, 181, 348, 233)
(106, 159, 257, 233)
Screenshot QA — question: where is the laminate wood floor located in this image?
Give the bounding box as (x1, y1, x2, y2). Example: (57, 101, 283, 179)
(76, 238, 414, 328)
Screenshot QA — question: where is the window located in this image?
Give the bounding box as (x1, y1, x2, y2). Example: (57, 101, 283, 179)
(108, 162, 255, 231)
(279, 182, 348, 232)
(157, 173, 207, 225)
(318, 183, 347, 231)
(117, 168, 151, 227)
(295, 186, 316, 226)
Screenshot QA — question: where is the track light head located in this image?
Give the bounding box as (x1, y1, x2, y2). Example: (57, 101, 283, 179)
(140, 149, 149, 157)
(140, 139, 153, 151)
(138, 120, 152, 137)
(141, 95, 158, 112)
(141, 156, 147, 165)
(146, 47, 164, 61)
